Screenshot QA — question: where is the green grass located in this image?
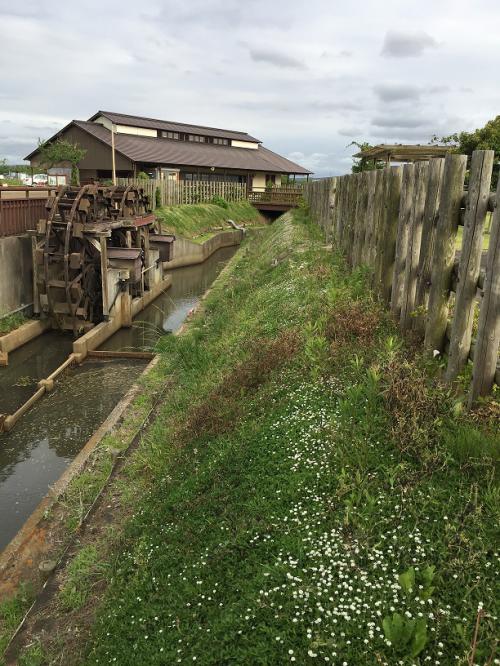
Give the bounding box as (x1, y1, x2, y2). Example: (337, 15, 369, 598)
(155, 200, 262, 239)
(0, 312, 26, 336)
(0, 585, 33, 657)
(59, 545, 106, 611)
(73, 209, 500, 665)
(11, 209, 498, 664)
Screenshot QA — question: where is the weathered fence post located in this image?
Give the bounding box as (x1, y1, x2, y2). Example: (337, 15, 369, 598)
(468, 177, 500, 405)
(353, 172, 368, 266)
(355, 171, 364, 265)
(370, 169, 387, 277)
(424, 153, 467, 355)
(446, 150, 495, 380)
(339, 176, 349, 252)
(374, 166, 403, 303)
(346, 174, 358, 265)
(413, 158, 445, 336)
(328, 177, 337, 242)
(400, 161, 429, 331)
(361, 170, 377, 266)
(390, 164, 415, 319)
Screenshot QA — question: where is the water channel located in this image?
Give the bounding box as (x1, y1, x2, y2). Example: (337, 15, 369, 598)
(0, 245, 237, 551)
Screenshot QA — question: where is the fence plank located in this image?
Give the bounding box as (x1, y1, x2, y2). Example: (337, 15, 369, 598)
(352, 173, 366, 266)
(338, 177, 348, 250)
(413, 158, 445, 336)
(445, 149, 495, 380)
(370, 169, 387, 276)
(468, 182, 500, 404)
(374, 166, 403, 303)
(400, 161, 429, 331)
(356, 172, 371, 266)
(391, 164, 415, 319)
(361, 170, 377, 266)
(424, 154, 467, 355)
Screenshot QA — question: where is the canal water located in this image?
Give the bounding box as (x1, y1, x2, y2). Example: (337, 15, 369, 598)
(0, 245, 237, 551)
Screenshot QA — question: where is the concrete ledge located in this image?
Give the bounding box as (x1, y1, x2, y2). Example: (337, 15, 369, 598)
(0, 319, 51, 360)
(163, 229, 243, 270)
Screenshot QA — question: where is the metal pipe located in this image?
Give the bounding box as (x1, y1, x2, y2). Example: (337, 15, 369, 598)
(111, 124, 117, 186)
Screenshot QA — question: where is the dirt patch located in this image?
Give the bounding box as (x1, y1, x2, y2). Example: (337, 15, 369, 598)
(326, 300, 380, 353)
(179, 329, 300, 441)
(382, 355, 442, 460)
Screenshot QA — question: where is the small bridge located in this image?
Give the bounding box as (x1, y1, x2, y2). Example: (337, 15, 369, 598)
(248, 187, 303, 213)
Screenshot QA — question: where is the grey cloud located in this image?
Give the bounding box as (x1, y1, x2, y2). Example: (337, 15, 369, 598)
(338, 127, 364, 137)
(311, 100, 361, 112)
(374, 83, 421, 102)
(381, 30, 438, 58)
(371, 116, 430, 129)
(428, 85, 449, 94)
(249, 48, 305, 69)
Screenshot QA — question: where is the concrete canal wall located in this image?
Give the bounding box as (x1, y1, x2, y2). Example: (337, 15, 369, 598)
(163, 229, 244, 270)
(0, 235, 33, 315)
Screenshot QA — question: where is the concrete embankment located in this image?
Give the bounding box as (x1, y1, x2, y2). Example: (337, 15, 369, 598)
(0, 235, 33, 316)
(163, 229, 244, 269)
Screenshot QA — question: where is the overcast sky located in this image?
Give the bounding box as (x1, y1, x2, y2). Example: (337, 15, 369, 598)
(1, 0, 499, 176)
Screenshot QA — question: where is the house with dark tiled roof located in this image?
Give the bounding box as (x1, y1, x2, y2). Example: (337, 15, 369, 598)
(25, 111, 311, 191)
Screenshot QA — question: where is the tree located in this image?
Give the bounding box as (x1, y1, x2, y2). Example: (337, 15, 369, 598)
(348, 141, 385, 173)
(0, 157, 8, 175)
(431, 115, 500, 187)
(36, 138, 87, 186)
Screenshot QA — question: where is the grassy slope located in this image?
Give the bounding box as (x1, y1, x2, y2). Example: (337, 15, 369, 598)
(14, 210, 498, 665)
(155, 200, 262, 239)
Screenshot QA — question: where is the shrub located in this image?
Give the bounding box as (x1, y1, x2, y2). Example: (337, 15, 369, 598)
(211, 195, 228, 209)
(155, 187, 162, 208)
(137, 171, 149, 180)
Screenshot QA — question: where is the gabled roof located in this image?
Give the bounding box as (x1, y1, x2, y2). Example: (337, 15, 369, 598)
(89, 111, 262, 144)
(26, 120, 312, 175)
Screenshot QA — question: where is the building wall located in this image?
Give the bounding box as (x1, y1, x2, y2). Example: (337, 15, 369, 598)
(31, 126, 134, 173)
(252, 173, 266, 192)
(93, 115, 113, 130)
(231, 140, 259, 150)
(115, 124, 157, 137)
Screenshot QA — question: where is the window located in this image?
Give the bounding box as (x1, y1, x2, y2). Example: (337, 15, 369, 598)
(188, 134, 206, 143)
(213, 137, 229, 146)
(161, 131, 180, 140)
(181, 172, 246, 183)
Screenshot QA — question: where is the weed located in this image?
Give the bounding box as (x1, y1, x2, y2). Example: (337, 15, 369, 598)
(0, 312, 26, 336)
(60, 545, 106, 611)
(18, 641, 45, 666)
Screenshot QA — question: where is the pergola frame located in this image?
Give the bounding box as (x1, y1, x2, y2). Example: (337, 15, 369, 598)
(353, 143, 455, 164)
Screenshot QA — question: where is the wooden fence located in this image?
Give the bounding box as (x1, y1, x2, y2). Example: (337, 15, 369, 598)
(117, 179, 247, 209)
(303, 150, 500, 405)
(248, 186, 303, 207)
(0, 187, 55, 238)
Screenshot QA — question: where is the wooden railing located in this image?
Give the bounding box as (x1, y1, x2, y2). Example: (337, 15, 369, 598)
(0, 187, 56, 238)
(303, 151, 500, 405)
(248, 186, 303, 207)
(117, 179, 247, 208)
